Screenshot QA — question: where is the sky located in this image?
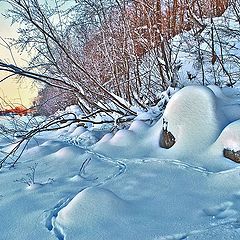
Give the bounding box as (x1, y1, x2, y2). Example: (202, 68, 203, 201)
(0, 2, 38, 109)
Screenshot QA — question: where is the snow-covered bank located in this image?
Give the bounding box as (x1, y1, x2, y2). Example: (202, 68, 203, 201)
(1, 86, 240, 239)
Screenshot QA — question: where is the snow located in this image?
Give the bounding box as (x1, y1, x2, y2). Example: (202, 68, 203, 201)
(55, 187, 132, 240)
(170, 6, 240, 88)
(53, 158, 240, 240)
(61, 105, 82, 117)
(212, 119, 240, 151)
(94, 85, 240, 170)
(1, 1, 240, 238)
(1, 85, 240, 239)
(162, 86, 226, 151)
(68, 126, 86, 137)
(2, 81, 240, 239)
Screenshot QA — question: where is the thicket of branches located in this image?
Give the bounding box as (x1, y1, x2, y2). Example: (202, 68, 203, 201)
(0, 0, 238, 116)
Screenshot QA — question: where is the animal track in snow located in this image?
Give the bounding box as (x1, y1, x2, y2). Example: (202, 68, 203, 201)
(44, 195, 75, 240)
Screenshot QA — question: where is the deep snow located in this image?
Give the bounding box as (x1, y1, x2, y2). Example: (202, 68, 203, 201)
(1, 86, 240, 239)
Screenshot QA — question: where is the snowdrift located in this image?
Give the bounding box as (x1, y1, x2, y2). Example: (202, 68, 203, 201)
(94, 85, 240, 170)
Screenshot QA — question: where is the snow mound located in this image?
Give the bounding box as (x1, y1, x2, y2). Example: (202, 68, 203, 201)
(109, 129, 136, 147)
(207, 85, 230, 101)
(162, 86, 226, 152)
(68, 126, 86, 137)
(57, 187, 128, 225)
(55, 187, 131, 239)
(97, 132, 114, 144)
(212, 119, 240, 151)
(128, 120, 150, 133)
(53, 146, 79, 159)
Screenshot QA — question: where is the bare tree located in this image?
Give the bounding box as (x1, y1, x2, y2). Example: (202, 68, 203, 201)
(0, 0, 136, 116)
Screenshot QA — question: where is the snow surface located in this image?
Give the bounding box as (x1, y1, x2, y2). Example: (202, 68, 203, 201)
(1, 86, 240, 239)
